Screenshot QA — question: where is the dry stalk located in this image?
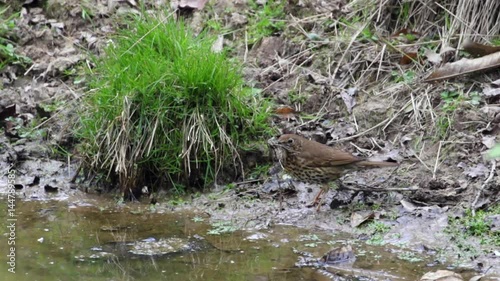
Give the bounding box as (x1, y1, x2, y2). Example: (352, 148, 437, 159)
(471, 160, 497, 216)
(432, 141, 475, 179)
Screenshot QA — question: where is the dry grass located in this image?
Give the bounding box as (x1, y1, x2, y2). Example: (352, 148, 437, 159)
(260, 0, 498, 189)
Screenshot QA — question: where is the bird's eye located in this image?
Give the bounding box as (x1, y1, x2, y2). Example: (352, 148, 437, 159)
(287, 138, 294, 144)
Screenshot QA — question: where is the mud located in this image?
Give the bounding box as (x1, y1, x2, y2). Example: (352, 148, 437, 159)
(0, 0, 499, 280)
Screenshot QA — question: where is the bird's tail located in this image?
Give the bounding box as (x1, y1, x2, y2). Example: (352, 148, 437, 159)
(355, 160, 399, 168)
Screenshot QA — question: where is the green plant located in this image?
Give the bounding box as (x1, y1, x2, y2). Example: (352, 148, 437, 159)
(288, 90, 308, 105)
(167, 196, 186, 206)
(360, 26, 378, 42)
(369, 221, 391, 233)
(391, 70, 415, 83)
(467, 91, 481, 106)
(435, 115, 452, 138)
(440, 90, 461, 112)
(206, 18, 223, 32)
(487, 143, 500, 160)
(0, 7, 31, 71)
(5, 117, 46, 140)
(247, 0, 286, 44)
(434, 90, 462, 139)
(39, 100, 66, 113)
(207, 221, 238, 235)
(77, 14, 272, 193)
(192, 216, 204, 222)
(445, 206, 500, 262)
(460, 208, 499, 240)
(249, 163, 271, 179)
(397, 251, 423, 262)
(299, 234, 321, 241)
(360, 221, 391, 246)
(80, 1, 95, 23)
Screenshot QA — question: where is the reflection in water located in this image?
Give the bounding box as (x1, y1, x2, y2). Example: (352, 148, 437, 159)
(0, 197, 440, 281)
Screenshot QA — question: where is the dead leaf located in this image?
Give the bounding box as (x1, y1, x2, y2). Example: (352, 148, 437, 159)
(420, 270, 463, 281)
(178, 0, 208, 10)
(424, 52, 500, 82)
(350, 211, 374, 228)
(306, 71, 328, 84)
(463, 163, 489, 178)
(400, 53, 417, 65)
(462, 39, 500, 57)
(425, 49, 442, 65)
(482, 136, 496, 149)
(439, 46, 456, 63)
(275, 106, 296, 119)
(275, 106, 295, 115)
(340, 87, 357, 113)
(482, 87, 500, 97)
(400, 48, 418, 65)
(49, 21, 64, 29)
(400, 199, 417, 212)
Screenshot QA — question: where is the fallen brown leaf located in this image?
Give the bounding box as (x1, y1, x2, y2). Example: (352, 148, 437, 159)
(424, 52, 500, 82)
(462, 39, 500, 57)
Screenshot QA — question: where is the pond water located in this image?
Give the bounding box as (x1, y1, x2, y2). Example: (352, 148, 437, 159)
(0, 195, 465, 281)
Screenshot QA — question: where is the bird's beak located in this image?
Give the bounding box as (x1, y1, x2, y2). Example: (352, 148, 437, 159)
(267, 136, 279, 147)
(267, 137, 281, 148)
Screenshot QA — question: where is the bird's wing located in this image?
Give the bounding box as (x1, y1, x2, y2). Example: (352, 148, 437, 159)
(300, 147, 363, 167)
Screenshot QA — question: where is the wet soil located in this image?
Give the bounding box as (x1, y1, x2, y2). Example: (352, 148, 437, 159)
(0, 0, 499, 280)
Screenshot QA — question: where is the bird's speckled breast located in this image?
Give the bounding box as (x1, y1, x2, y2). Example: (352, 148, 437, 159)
(282, 154, 343, 184)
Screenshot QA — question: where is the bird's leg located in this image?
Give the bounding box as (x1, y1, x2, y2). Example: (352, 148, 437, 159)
(306, 184, 326, 209)
(316, 196, 323, 212)
(313, 187, 324, 204)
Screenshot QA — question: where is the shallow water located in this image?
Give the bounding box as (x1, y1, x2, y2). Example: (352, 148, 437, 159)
(0, 195, 463, 281)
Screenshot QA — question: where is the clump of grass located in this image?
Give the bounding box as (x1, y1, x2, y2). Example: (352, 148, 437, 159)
(77, 14, 272, 195)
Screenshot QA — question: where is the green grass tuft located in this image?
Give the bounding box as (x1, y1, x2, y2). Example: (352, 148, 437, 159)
(76, 14, 272, 194)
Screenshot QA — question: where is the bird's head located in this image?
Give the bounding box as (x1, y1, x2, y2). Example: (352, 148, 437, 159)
(267, 134, 303, 154)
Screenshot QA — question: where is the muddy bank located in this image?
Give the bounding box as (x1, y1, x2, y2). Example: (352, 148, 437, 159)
(1, 0, 499, 279)
(0, 196, 487, 281)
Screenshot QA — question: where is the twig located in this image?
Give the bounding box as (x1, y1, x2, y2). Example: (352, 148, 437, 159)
(334, 117, 389, 142)
(433, 141, 475, 178)
(412, 152, 432, 172)
(471, 160, 496, 216)
(338, 183, 418, 192)
(234, 178, 265, 185)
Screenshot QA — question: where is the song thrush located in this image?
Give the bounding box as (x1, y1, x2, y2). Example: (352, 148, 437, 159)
(268, 134, 398, 211)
